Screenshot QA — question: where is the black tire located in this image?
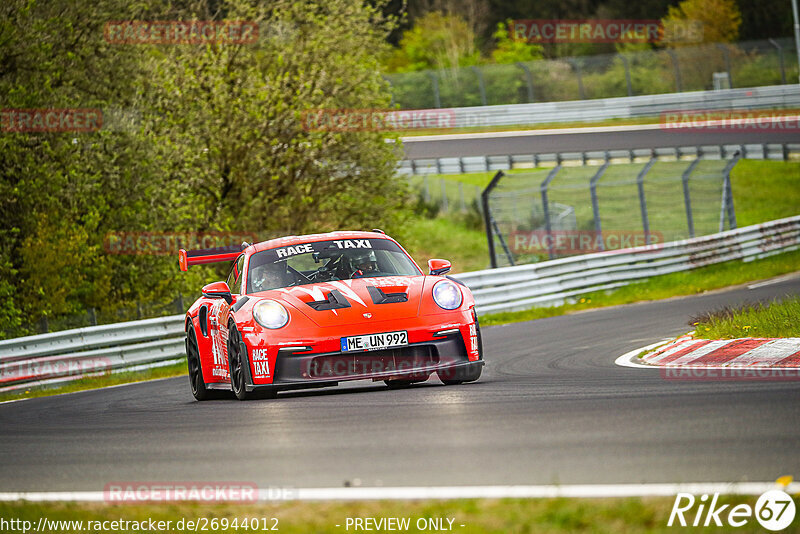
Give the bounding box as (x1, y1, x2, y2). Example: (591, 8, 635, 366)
(438, 361, 483, 385)
(186, 327, 222, 401)
(227, 322, 254, 401)
(384, 377, 428, 389)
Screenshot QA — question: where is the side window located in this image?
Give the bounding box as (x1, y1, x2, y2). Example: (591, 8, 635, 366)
(227, 255, 245, 294)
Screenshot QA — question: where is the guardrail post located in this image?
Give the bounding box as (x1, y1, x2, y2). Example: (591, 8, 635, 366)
(426, 71, 441, 108)
(440, 179, 449, 212)
(470, 66, 488, 106)
(716, 44, 733, 88)
(720, 151, 740, 231)
(666, 50, 683, 92)
(619, 54, 634, 96)
(769, 38, 787, 84)
(682, 158, 701, 238)
(636, 158, 657, 245)
(568, 58, 586, 99)
(590, 161, 610, 250)
(540, 165, 562, 260)
(516, 62, 535, 102)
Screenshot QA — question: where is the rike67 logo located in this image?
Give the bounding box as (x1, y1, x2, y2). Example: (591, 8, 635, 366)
(668, 490, 796, 530)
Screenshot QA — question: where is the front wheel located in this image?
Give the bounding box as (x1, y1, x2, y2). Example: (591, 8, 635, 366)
(186, 327, 223, 401)
(438, 361, 483, 385)
(227, 322, 253, 401)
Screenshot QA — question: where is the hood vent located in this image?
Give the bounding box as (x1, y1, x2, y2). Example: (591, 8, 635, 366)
(367, 286, 408, 304)
(306, 289, 351, 311)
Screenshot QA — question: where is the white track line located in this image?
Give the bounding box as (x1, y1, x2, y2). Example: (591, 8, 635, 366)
(748, 272, 800, 289)
(1, 482, 798, 502)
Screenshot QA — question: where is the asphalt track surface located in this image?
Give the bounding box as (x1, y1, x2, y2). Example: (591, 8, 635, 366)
(402, 126, 800, 159)
(1, 276, 799, 492)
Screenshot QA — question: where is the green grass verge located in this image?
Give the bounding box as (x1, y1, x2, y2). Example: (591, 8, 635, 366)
(0, 361, 187, 404)
(691, 296, 800, 340)
(479, 249, 800, 327)
(2, 495, 798, 533)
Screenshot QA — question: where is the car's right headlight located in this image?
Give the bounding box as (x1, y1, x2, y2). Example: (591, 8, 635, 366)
(432, 279, 463, 310)
(253, 300, 289, 329)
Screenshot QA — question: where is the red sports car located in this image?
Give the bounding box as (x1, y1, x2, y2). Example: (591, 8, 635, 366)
(180, 230, 484, 400)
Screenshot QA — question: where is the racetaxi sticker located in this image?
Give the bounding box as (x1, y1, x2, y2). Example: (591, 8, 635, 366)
(276, 243, 313, 258)
(253, 361, 270, 377)
(251, 348, 270, 377)
(333, 239, 372, 249)
(469, 323, 479, 355)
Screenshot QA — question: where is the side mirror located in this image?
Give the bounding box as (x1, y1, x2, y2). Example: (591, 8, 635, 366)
(428, 258, 451, 276)
(202, 281, 233, 305)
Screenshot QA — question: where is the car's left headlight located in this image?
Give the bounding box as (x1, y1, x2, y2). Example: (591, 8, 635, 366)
(432, 279, 462, 310)
(253, 300, 289, 329)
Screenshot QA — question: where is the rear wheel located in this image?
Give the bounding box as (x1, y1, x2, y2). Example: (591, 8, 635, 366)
(227, 322, 253, 401)
(186, 327, 221, 401)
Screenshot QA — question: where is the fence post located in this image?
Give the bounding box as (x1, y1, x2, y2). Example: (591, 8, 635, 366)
(568, 58, 587, 99)
(769, 38, 787, 84)
(88, 308, 97, 326)
(482, 171, 506, 268)
(423, 175, 430, 202)
(636, 158, 657, 245)
(716, 44, 733, 88)
(440, 179, 449, 212)
(589, 161, 610, 251)
(475, 186, 482, 214)
(666, 50, 683, 92)
(516, 62, 535, 103)
(426, 71, 441, 108)
(458, 181, 466, 212)
(470, 66, 488, 106)
(540, 165, 562, 260)
(619, 54, 634, 96)
(39, 316, 49, 334)
(177, 293, 185, 314)
(682, 158, 701, 238)
(720, 152, 740, 231)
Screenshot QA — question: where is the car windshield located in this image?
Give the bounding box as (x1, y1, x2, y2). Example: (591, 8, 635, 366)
(246, 238, 422, 293)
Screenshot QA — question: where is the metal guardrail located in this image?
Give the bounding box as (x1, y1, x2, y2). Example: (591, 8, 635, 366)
(1, 216, 798, 392)
(0, 315, 185, 392)
(458, 215, 800, 313)
(392, 84, 800, 130)
(399, 143, 800, 176)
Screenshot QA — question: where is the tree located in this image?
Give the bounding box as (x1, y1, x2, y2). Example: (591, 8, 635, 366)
(661, 0, 742, 45)
(384, 11, 480, 72)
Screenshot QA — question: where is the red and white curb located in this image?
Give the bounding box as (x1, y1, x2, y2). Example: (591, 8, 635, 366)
(616, 336, 800, 370)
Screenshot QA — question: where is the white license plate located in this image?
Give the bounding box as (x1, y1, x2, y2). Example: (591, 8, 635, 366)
(341, 331, 408, 352)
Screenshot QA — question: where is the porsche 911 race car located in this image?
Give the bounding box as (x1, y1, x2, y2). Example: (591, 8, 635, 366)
(180, 230, 483, 400)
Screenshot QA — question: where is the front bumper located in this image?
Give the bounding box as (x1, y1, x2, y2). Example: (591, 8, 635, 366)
(249, 334, 481, 391)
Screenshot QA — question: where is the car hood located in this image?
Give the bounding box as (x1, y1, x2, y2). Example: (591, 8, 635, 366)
(256, 276, 425, 327)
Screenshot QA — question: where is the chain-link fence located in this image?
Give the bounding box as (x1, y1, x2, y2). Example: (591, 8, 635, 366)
(481, 153, 738, 267)
(386, 38, 799, 110)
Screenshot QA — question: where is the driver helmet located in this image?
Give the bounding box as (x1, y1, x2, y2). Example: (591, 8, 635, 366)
(253, 260, 291, 290)
(350, 251, 378, 276)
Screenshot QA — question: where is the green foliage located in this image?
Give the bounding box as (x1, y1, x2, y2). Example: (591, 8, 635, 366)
(692, 297, 800, 339)
(490, 20, 543, 64)
(385, 11, 480, 73)
(0, 0, 406, 339)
